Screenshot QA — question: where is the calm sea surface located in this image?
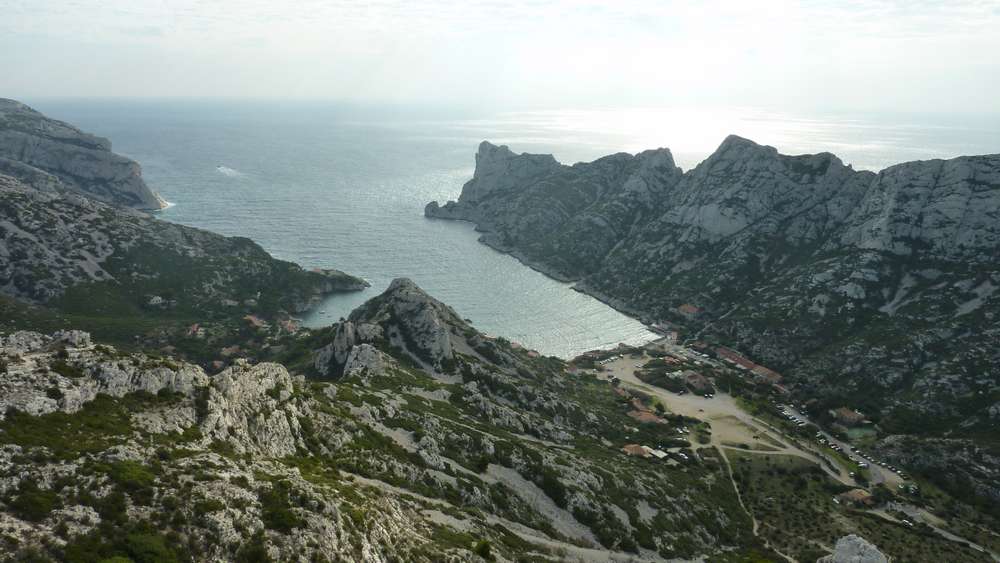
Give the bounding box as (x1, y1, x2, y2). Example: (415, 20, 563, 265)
(27, 100, 1000, 357)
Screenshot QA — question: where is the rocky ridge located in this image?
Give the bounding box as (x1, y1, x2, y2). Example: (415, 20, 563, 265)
(0, 99, 166, 210)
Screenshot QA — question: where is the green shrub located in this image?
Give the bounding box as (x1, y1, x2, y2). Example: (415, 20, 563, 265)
(258, 481, 305, 533)
(50, 359, 85, 379)
(94, 491, 128, 524)
(0, 395, 132, 459)
(194, 498, 225, 516)
(538, 468, 568, 508)
(9, 480, 60, 522)
(194, 387, 210, 422)
(125, 532, 179, 563)
(472, 539, 494, 560)
(109, 461, 155, 490)
(236, 532, 272, 563)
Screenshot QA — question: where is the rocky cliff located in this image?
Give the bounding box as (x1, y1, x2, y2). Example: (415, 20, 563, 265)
(0, 99, 166, 210)
(427, 138, 1000, 419)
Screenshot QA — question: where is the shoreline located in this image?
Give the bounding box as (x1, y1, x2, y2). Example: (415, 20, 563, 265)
(426, 212, 659, 337)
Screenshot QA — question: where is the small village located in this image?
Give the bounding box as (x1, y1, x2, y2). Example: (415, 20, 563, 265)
(568, 327, 958, 549)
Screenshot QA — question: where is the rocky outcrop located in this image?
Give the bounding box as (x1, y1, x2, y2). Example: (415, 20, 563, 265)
(818, 534, 888, 563)
(337, 278, 470, 371)
(0, 331, 207, 417)
(200, 360, 307, 457)
(0, 98, 166, 210)
(457, 141, 562, 204)
(313, 320, 384, 376)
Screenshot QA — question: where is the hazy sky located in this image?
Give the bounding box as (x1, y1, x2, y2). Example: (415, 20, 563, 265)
(3, 0, 999, 113)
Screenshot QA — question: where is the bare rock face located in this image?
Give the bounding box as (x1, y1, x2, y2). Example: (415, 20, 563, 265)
(343, 343, 390, 380)
(0, 330, 209, 418)
(313, 320, 384, 376)
(837, 155, 1000, 261)
(314, 278, 475, 376)
(200, 360, 306, 457)
(818, 534, 888, 563)
(0, 98, 166, 210)
(458, 141, 561, 204)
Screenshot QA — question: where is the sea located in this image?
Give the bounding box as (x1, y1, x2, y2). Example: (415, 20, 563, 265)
(25, 100, 1000, 358)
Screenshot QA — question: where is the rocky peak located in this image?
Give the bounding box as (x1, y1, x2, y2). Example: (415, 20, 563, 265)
(316, 278, 473, 376)
(458, 141, 561, 204)
(698, 134, 846, 179)
(650, 134, 864, 243)
(0, 98, 165, 210)
(350, 278, 468, 366)
(817, 534, 888, 563)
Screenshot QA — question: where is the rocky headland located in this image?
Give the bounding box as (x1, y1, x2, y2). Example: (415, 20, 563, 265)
(0, 99, 166, 210)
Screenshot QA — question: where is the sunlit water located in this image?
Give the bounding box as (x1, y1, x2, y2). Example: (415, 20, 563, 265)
(28, 100, 1000, 357)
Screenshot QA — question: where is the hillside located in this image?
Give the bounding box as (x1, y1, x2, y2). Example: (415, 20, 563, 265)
(0, 281, 762, 562)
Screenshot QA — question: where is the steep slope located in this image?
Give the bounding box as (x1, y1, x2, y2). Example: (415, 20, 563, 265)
(0, 281, 769, 561)
(0, 99, 166, 210)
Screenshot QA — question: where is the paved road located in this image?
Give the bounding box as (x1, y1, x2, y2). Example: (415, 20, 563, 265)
(780, 405, 902, 488)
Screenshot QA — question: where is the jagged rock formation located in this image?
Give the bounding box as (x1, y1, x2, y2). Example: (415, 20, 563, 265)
(0, 173, 366, 313)
(0, 98, 166, 210)
(818, 534, 889, 563)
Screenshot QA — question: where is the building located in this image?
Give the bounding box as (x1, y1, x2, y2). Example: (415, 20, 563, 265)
(684, 371, 712, 393)
(837, 489, 875, 507)
(243, 314, 270, 329)
(622, 444, 651, 457)
(829, 407, 867, 427)
(645, 447, 669, 460)
(751, 365, 783, 384)
(676, 304, 703, 318)
(715, 346, 757, 371)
